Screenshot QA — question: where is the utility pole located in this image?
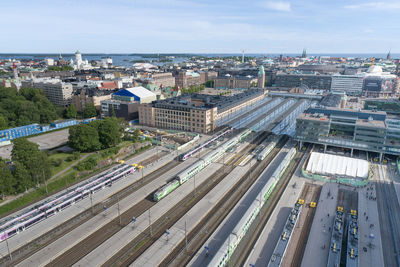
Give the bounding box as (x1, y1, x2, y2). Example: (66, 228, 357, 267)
(5, 236, 12, 261)
(185, 220, 188, 252)
(90, 193, 94, 214)
(149, 208, 152, 236)
(223, 153, 225, 173)
(43, 169, 48, 194)
(117, 196, 122, 226)
(194, 174, 196, 197)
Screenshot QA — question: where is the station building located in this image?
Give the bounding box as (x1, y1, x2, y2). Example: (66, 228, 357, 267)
(295, 107, 400, 159)
(139, 89, 265, 133)
(275, 73, 332, 90)
(213, 75, 256, 90)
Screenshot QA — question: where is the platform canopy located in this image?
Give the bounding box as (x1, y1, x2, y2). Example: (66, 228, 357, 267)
(306, 152, 369, 179)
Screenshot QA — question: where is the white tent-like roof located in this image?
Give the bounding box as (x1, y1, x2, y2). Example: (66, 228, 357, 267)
(125, 86, 156, 99)
(306, 152, 369, 179)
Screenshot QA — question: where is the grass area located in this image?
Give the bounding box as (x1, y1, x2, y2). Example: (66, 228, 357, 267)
(48, 152, 86, 176)
(0, 144, 152, 217)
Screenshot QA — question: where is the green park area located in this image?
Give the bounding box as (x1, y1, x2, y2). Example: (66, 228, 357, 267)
(0, 117, 151, 217)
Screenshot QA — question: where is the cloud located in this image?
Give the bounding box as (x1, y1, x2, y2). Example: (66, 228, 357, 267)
(259, 1, 291, 12)
(344, 2, 400, 10)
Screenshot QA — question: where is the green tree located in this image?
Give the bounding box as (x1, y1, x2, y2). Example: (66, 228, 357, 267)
(68, 124, 101, 152)
(0, 161, 16, 198)
(11, 138, 40, 164)
(133, 129, 140, 142)
(0, 114, 7, 130)
(12, 161, 31, 193)
(11, 138, 51, 187)
(83, 104, 97, 118)
(98, 117, 121, 148)
(48, 66, 74, 71)
(0, 86, 58, 127)
(35, 151, 52, 192)
(205, 80, 214, 87)
(65, 104, 77, 119)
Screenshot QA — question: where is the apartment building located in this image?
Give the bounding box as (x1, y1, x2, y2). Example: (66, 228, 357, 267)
(22, 78, 73, 106)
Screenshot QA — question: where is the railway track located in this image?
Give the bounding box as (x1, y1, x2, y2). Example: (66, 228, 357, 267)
(284, 183, 322, 267)
(3, 155, 179, 267)
(231, 144, 310, 267)
(158, 136, 289, 267)
(376, 165, 400, 267)
(100, 131, 272, 267)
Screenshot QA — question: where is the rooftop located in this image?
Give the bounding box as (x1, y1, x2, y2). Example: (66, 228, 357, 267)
(151, 89, 264, 112)
(356, 118, 386, 128)
(114, 86, 156, 99)
(299, 113, 329, 122)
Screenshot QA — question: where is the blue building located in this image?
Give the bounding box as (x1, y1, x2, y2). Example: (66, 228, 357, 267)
(50, 119, 78, 129)
(0, 124, 41, 142)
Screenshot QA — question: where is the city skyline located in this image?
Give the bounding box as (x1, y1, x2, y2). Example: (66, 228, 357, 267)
(1, 0, 399, 54)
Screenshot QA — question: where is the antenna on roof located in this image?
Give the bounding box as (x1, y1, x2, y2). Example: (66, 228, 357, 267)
(242, 49, 245, 63)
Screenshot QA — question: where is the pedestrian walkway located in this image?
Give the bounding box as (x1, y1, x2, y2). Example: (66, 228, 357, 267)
(301, 183, 338, 267)
(358, 184, 384, 267)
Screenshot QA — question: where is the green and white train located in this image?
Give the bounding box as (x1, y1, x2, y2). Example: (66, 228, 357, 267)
(257, 136, 280, 161)
(208, 146, 297, 267)
(153, 128, 252, 202)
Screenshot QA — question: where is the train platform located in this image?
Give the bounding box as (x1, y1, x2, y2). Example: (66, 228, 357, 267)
(244, 174, 306, 266)
(0, 147, 174, 259)
(301, 183, 338, 267)
(14, 155, 197, 266)
(394, 182, 400, 208)
(188, 147, 290, 267)
(358, 184, 384, 267)
(280, 184, 321, 267)
(132, 160, 255, 266)
(72, 162, 223, 267)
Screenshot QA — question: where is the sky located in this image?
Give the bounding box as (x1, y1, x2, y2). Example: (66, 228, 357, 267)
(1, 0, 399, 53)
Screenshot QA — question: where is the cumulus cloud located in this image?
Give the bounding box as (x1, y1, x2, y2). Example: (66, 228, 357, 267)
(345, 2, 400, 10)
(259, 1, 291, 12)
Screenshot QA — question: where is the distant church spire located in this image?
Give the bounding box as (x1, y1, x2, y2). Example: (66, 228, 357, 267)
(387, 50, 391, 60)
(302, 48, 307, 58)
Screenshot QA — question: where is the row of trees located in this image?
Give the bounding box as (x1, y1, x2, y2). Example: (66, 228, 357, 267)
(0, 87, 58, 130)
(180, 85, 205, 94)
(64, 103, 97, 119)
(68, 117, 122, 152)
(48, 66, 74, 71)
(0, 139, 51, 198)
